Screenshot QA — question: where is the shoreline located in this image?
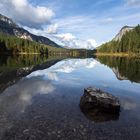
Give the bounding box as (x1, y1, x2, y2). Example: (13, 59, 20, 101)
(95, 53, 140, 57)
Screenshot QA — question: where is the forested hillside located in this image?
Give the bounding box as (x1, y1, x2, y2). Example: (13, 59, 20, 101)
(97, 25, 140, 54)
(0, 32, 67, 54)
(0, 32, 50, 54)
(0, 32, 91, 56)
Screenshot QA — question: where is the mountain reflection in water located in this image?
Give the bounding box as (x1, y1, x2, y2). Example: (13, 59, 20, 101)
(97, 56, 140, 83)
(0, 55, 62, 93)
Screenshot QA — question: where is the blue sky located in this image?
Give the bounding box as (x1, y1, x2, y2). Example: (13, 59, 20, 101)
(0, 0, 140, 49)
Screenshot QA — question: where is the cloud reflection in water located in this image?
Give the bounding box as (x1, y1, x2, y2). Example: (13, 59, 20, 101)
(0, 76, 55, 113)
(0, 76, 55, 135)
(28, 58, 98, 79)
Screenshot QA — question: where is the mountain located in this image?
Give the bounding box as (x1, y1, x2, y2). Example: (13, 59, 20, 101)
(0, 14, 60, 48)
(97, 25, 140, 54)
(113, 26, 134, 41)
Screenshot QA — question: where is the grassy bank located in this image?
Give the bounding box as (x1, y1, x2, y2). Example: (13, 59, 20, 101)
(95, 53, 140, 57)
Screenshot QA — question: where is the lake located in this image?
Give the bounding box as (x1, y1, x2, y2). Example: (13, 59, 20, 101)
(0, 55, 140, 140)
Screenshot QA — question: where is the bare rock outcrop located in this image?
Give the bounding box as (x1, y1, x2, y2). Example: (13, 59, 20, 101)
(80, 87, 120, 122)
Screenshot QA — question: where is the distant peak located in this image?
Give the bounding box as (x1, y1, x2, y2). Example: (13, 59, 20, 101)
(0, 13, 18, 27)
(120, 25, 134, 31)
(113, 25, 134, 41)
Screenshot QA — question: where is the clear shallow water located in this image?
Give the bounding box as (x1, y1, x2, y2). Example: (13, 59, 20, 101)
(0, 56, 140, 140)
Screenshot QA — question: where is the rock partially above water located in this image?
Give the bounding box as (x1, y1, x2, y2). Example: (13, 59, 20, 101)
(80, 87, 120, 122)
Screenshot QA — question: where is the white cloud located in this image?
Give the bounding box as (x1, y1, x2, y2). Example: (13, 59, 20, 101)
(0, 0, 54, 28)
(125, 0, 140, 7)
(54, 33, 97, 49)
(24, 26, 97, 49)
(87, 39, 97, 48)
(46, 23, 58, 34)
(55, 33, 76, 41)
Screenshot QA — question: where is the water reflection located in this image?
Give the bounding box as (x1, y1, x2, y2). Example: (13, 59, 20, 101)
(0, 55, 140, 139)
(0, 55, 96, 93)
(0, 77, 55, 138)
(80, 104, 119, 123)
(54, 59, 97, 73)
(97, 56, 140, 83)
(0, 55, 61, 93)
(28, 58, 98, 79)
(121, 97, 137, 110)
(0, 54, 48, 69)
(0, 76, 54, 113)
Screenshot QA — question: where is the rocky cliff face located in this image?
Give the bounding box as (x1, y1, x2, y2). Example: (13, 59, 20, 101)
(0, 14, 18, 27)
(113, 26, 134, 41)
(0, 14, 60, 48)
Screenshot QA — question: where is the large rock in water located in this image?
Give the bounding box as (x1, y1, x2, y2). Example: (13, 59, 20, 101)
(80, 87, 120, 122)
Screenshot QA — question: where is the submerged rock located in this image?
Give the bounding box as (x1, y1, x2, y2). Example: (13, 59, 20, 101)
(80, 87, 120, 122)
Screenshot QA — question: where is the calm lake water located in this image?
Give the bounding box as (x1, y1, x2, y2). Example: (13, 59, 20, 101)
(0, 55, 140, 140)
